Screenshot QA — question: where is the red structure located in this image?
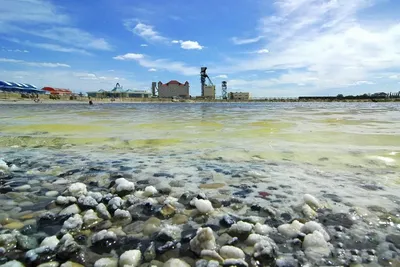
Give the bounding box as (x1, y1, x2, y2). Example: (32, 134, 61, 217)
(42, 87, 73, 95)
(161, 80, 189, 86)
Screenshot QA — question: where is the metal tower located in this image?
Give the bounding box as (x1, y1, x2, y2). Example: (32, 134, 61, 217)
(200, 67, 213, 97)
(222, 81, 227, 99)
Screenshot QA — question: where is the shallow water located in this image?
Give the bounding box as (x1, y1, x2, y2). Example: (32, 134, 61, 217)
(0, 102, 399, 265)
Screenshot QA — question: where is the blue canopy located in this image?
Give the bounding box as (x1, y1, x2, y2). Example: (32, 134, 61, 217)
(0, 80, 43, 93)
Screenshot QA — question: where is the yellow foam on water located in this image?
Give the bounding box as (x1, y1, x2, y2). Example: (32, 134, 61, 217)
(3, 124, 109, 134)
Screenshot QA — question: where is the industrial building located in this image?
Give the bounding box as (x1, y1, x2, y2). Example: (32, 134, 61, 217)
(87, 83, 152, 98)
(157, 80, 190, 98)
(200, 67, 215, 99)
(228, 92, 250, 100)
(0, 81, 45, 94)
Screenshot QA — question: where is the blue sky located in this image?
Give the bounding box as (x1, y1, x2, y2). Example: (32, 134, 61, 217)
(1, 0, 400, 97)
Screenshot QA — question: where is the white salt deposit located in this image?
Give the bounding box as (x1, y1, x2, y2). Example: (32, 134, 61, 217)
(190, 227, 216, 255)
(40, 236, 59, 249)
(302, 204, 317, 219)
(159, 225, 181, 241)
(78, 195, 98, 207)
(115, 178, 135, 193)
(300, 221, 330, 241)
(277, 220, 304, 238)
(219, 245, 245, 259)
(92, 230, 117, 243)
(119, 249, 141, 267)
(108, 197, 124, 209)
(253, 238, 277, 259)
(113, 209, 132, 223)
(193, 198, 214, 214)
(303, 194, 320, 209)
(245, 234, 265, 246)
(68, 183, 87, 197)
(88, 191, 103, 202)
(83, 209, 100, 224)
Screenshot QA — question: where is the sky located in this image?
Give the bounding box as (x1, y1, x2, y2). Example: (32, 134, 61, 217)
(1, 0, 400, 97)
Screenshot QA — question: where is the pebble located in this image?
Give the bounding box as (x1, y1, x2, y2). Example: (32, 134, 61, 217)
(40, 235, 59, 249)
(302, 231, 331, 260)
(94, 258, 118, 267)
(277, 220, 303, 238)
(45, 191, 59, 197)
(193, 198, 214, 214)
(163, 258, 190, 267)
(190, 227, 217, 255)
(220, 246, 245, 260)
(172, 214, 189, 225)
(14, 184, 31, 191)
(4, 221, 25, 230)
(119, 250, 141, 267)
(38, 262, 61, 267)
(68, 183, 87, 197)
(0, 261, 25, 267)
(60, 262, 84, 267)
(303, 194, 320, 209)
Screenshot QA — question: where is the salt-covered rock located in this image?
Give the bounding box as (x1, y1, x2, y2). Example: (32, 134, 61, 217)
(300, 221, 330, 241)
(277, 220, 303, 238)
(68, 183, 87, 197)
(78, 195, 98, 208)
(229, 221, 253, 238)
(62, 214, 83, 232)
(302, 204, 317, 219)
(303, 194, 320, 209)
(94, 258, 118, 267)
(115, 178, 135, 194)
(253, 238, 277, 261)
(108, 197, 124, 211)
(88, 192, 103, 203)
(59, 204, 81, 216)
(158, 224, 181, 241)
(119, 250, 141, 267)
(40, 235, 59, 249)
(193, 198, 214, 214)
(92, 230, 117, 244)
(83, 209, 102, 228)
(302, 231, 331, 260)
(56, 196, 77, 205)
(200, 250, 224, 262)
(0, 260, 25, 267)
(190, 227, 217, 255)
(113, 209, 132, 225)
(163, 258, 190, 267)
(254, 223, 273, 235)
(143, 186, 158, 197)
(245, 234, 266, 246)
(96, 203, 111, 220)
(0, 234, 17, 251)
(220, 246, 245, 260)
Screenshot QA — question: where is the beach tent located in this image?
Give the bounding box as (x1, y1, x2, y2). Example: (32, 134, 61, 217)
(0, 80, 44, 94)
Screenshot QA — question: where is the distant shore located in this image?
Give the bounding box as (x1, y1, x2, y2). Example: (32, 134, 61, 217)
(1, 93, 399, 104)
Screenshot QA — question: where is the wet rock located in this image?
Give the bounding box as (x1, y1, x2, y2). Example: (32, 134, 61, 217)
(56, 234, 82, 261)
(94, 258, 118, 267)
(56, 196, 77, 206)
(37, 262, 61, 267)
(3, 221, 25, 230)
(153, 172, 174, 178)
(62, 214, 83, 234)
(178, 193, 193, 206)
(77, 195, 98, 209)
(15, 184, 31, 191)
(144, 242, 156, 262)
(96, 203, 112, 220)
(83, 209, 102, 229)
(220, 215, 236, 228)
(0, 260, 25, 267)
(0, 234, 17, 251)
(222, 259, 248, 267)
(25, 246, 58, 266)
(156, 241, 178, 255)
(157, 225, 181, 242)
(123, 221, 144, 234)
(386, 234, 400, 249)
(91, 230, 118, 254)
(143, 217, 161, 236)
(360, 184, 383, 191)
(253, 238, 278, 265)
(172, 214, 188, 225)
(181, 229, 197, 243)
(16, 234, 38, 250)
(108, 197, 124, 213)
(163, 258, 190, 267)
(190, 227, 216, 255)
(274, 257, 299, 267)
(114, 178, 135, 196)
(158, 204, 176, 219)
(119, 250, 141, 267)
(318, 213, 354, 228)
(38, 212, 69, 236)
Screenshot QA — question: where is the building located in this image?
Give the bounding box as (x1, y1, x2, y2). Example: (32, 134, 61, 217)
(228, 92, 250, 100)
(87, 83, 152, 98)
(42, 87, 73, 95)
(203, 85, 216, 99)
(0, 81, 44, 94)
(157, 80, 189, 98)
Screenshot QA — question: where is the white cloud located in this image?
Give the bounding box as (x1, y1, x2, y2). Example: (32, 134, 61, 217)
(389, 74, 400, 79)
(172, 40, 204, 50)
(124, 21, 167, 42)
(218, 0, 400, 94)
(231, 36, 263, 45)
(351, 80, 375, 86)
(148, 68, 157, 72)
(113, 53, 198, 76)
(113, 53, 144, 60)
(215, 74, 228, 79)
(256, 49, 269, 54)
(6, 38, 91, 55)
(140, 44, 148, 47)
(0, 0, 112, 52)
(1, 48, 29, 53)
(0, 57, 70, 68)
